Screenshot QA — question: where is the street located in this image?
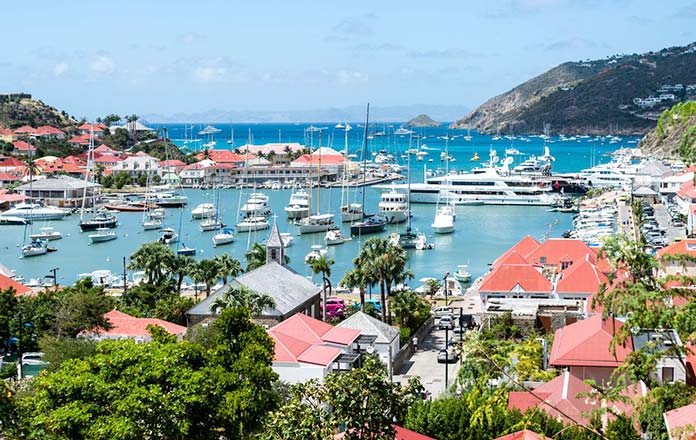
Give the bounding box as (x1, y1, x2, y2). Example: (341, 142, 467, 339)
(394, 327, 462, 398)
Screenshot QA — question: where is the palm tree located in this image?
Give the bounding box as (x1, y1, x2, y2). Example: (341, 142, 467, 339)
(168, 255, 194, 294)
(310, 255, 334, 321)
(210, 285, 275, 316)
(357, 237, 390, 322)
(192, 258, 220, 298)
(341, 268, 368, 312)
(214, 254, 242, 284)
(128, 243, 175, 285)
(244, 243, 267, 272)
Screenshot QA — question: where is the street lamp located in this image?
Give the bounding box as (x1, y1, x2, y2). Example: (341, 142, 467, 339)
(443, 271, 450, 390)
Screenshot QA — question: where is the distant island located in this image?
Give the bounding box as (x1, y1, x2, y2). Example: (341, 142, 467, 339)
(451, 41, 696, 135)
(404, 114, 440, 128)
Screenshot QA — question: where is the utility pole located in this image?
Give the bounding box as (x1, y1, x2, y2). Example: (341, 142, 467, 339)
(17, 312, 23, 379)
(122, 256, 128, 294)
(49, 267, 59, 288)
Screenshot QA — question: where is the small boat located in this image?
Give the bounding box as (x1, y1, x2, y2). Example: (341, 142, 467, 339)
(279, 232, 294, 248)
(432, 205, 455, 234)
(176, 243, 196, 256)
(158, 227, 178, 244)
(148, 208, 166, 220)
(212, 228, 235, 247)
(142, 218, 162, 230)
(297, 213, 336, 234)
(236, 216, 270, 233)
(471, 152, 480, 161)
(89, 228, 118, 244)
(0, 216, 30, 225)
(191, 203, 216, 219)
(200, 216, 223, 231)
(350, 215, 387, 236)
(147, 192, 188, 208)
(391, 228, 427, 250)
(340, 203, 363, 222)
(77, 269, 123, 288)
(325, 228, 349, 245)
(104, 202, 154, 212)
(454, 265, 472, 283)
(305, 245, 328, 264)
(21, 239, 48, 257)
(29, 227, 62, 241)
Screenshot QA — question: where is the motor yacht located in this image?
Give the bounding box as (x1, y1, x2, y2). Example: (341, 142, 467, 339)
(242, 193, 271, 217)
(284, 188, 310, 219)
(431, 205, 455, 234)
(325, 228, 348, 245)
(297, 213, 336, 234)
(89, 228, 118, 244)
(191, 203, 216, 219)
(80, 211, 118, 231)
(1, 203, 67, 221)
(305, 245, 328, 264)
(236, 216, 270, 233)
(378, 190, 409, 224)
(29, 227, 62, 241)
(158, 227, 178, 244)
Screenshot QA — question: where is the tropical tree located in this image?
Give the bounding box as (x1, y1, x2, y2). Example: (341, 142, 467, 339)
(341, 267, 368, 312)
(128, 242, 175, 285)
(210, 285, 275, 316)
(214, 254, 242, 284)
(245, 242, 267, 271)
(192, 258, 221, 298)
(51, 280, 114, 338)
(310, 255, 334, 321)
(167, 254, 195, 294)
(389, 290, 430, 330)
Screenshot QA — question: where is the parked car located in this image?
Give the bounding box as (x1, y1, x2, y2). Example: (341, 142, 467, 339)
(353, 298, 382, 313)
(321, 298, 346, 319)
(437, 348, 459, 363)
(452, 326, 466, 335)
(438, 315, 454, 330)
(432, 306, 453, 318)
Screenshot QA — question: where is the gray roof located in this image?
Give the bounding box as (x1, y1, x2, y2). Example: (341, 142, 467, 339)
(16, 176, 99, 191)
(632, 329, 682, 355)
(633, 186, 657, 196)
(337, 311, 399, 344)
(187, 262, 320, 318)
(266, 219, 283, 249)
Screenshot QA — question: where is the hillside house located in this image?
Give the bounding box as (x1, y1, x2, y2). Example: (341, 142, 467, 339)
(80, 310, 187, 342)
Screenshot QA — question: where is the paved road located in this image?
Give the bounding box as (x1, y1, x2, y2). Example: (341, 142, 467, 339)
(394, 327, 462, 398)
(653, 203, 686, 244)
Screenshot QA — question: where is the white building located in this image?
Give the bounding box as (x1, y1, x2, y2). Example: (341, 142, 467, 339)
(337, 311, 400, 371)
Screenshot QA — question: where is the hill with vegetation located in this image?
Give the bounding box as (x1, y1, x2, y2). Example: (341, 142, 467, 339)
(640, 101, 696, 162)
(404, 114, 440, 128)
(0, 94, 77, 129)
(452, 42, 696, 135)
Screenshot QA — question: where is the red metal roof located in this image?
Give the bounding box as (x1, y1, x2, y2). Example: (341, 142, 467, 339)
(13, 125, 35, 134)
(664, 402, 696, 440)
(549, 314, 632, 368)
(292, 154, 345, 165)
(493, 236, 540, 267)
(68, 134, 91, 145)
(479, 264, 552, 293)
(159, 159, 186, 167)
(524, 239, 596, 266)
(0, 172, 20, 181)
(0, 157, 26, 167)
(494, 430, 547, 440)
(0, 127, 15, 136)
(334, 425, 436, 440)
(12, 141, 36, 152)
(0, 273, 32, 296)
(77, 123, 104, 132)
(195, 150, 249, 163)
(34, 125, 65, 136)
(657, 239, 696, 258)
(556, 257, 609, 294)
(89, 310, 187, 338)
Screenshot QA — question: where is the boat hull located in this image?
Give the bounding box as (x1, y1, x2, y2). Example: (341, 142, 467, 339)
(285, 206, 310, 219)
(89, 234, 117, 243)
(381, 211, 408, 224)
(236, 223, 270, 233)
(212, 234, 235, 246)
(80, 219, 118, 231)
(350, 222, 386, 236)
(29, 233, 62, 241)
(432, 224, 454, 234)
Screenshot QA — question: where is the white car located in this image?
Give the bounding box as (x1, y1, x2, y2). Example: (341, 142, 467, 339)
(432, 306, 453, 318)
(438, 315, 455, 330)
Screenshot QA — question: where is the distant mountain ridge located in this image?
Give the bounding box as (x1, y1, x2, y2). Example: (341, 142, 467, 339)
(142, 104, 468, 124)
(452, 42, 696, 135)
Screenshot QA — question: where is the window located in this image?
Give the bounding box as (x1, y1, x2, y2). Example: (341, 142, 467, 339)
(561, 261, 571, 270)
(662, 366, 674, 383)
(270, 249, 277, 261)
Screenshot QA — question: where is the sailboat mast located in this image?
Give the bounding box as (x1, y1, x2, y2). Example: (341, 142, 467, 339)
(360, 104, 370, 214)
(80, 125, 94, 221)
(317, 129, 322, 214)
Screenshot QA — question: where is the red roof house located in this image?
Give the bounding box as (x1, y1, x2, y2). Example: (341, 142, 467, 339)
(555, 257, 609, 298)
(268, 313, 360, 383)
(495, 430, 547, 440)
(0, 127, 16, 142)
(479, 264, 552, 297)
(33, 125, 65, 139)
(195, 149, 249, 164)
(68, 133, 92, 147)
(0, 273, 32, 296)
(658, 240, 696, 277)
(493, 236, 540, 266)
(82, 310, 187, 341)
(334, 425, 436, 440)
(77, 123, 104, 134)
(664, 402, 696, 440)
(549, 314, 632, 385)
(12, 141, 36, 155)
(13, 125, 36, 135)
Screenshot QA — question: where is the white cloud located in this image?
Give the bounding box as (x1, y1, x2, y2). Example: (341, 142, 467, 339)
(90, 55, 114, 74)
(53, 62, 69, 76)
(337, 70, 368, 85)
(193, 66, 226, 82)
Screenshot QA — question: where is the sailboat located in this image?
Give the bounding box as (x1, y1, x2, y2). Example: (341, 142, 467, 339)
(297, 129, 337, 234)
(21, 155, 50, 258)
(350, 104, 386, 236)
(338, 122, 363, 222)
(80, 126, 118, 231)
(391, 147, 426, 249)
(432, 136, 455, 234)
(226, 127, 234, 145)
(142, 160, 162, 231)
(212, 187, 235, 247)
(201, 188, 223, 231)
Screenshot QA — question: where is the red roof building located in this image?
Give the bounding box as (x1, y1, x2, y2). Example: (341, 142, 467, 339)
(13, 125, 36, 135)
(268, 313, 361, 384)
(12, 141, 36, 155)
(94, 144, 120, 156)
(0, 273, 32, 296)
(0, 127, 16, 142)
(195, 149, 249, 164)
(664, 402, 696, 440)
(495, 430, 547, 440)
(77, 123, 104, 134)
(334, 425, 436, 440)
(0, 157, 27, 176)
(67, 133, 92, 147)
(549, 314, 632, 385)
(658, 239, 696, 277)
(479, 264, 552, 296)
(33, 125, 65, 139)
(82, 310, 187, 341)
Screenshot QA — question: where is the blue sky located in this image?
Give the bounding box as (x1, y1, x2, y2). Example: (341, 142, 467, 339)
(2, 0, 695, 118)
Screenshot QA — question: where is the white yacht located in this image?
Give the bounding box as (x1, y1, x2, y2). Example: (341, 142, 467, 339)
(21, 240, 48, 257)
(212, 228, 235, 247)
(279, 232, 294, 247)
(2, 203, 67, 221)
(29, 227, 62, 241)
(431, 204, 455, 234)
(284, 189, 310, 219)
(297, 213, 336, 234)
(200, 216, 223, 232)
(575, 166, 632, 189)
(378, 190, 409, 224)
(241, 193, 271, 217)
(305, 245, 328, 264)
(325, 228, 348, 245)
(375, 167, 560, 206)
(454, 265, 472, 283)
(146, 191, 188, 208)
(142, 217, 162, 231)
(191, 203, 216, 219)
(340, 203, 363, 222)
(236, 216, 270, 233)
(159, 227, 178, 244)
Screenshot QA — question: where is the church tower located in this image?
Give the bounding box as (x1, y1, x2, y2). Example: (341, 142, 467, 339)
(266, 217, 285, 265)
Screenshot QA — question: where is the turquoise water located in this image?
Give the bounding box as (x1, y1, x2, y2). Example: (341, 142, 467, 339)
(0, 125, 641, 287)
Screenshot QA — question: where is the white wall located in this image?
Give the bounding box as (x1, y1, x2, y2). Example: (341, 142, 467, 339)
(273, 362, 328, 384)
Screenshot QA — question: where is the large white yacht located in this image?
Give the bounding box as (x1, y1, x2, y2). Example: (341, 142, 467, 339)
(377, 189, 409, 224)
(376, 167, 561, 206)
(1, 203, 67, 221)
(284, 188, 310, 219)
